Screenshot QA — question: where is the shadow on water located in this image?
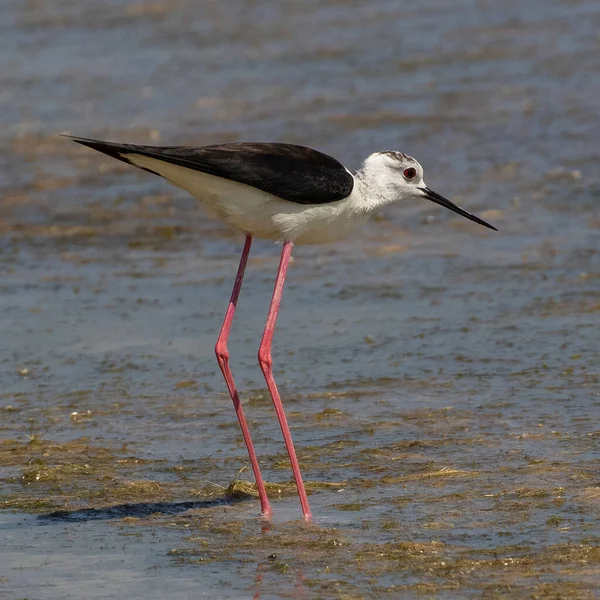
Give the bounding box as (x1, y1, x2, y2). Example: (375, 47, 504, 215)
(39, 497, 244, 523)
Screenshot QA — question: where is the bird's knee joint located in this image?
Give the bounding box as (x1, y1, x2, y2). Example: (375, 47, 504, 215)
(215, 341, 229, 363)
(257, 348, 273, 370)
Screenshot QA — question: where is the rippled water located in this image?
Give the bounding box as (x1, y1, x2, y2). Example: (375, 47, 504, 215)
(1, 0, 599, 598)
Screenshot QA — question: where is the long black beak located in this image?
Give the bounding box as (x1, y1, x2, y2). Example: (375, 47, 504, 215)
(419, 187, 497, 231)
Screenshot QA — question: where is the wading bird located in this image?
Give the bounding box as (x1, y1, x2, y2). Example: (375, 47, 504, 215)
(69, 136, 496, 520)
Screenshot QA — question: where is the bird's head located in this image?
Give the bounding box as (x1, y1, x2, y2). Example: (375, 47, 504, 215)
(358, 151, 497, 231)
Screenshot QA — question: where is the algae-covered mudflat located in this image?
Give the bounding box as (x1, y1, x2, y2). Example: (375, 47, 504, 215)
(1, 0, 599, 597)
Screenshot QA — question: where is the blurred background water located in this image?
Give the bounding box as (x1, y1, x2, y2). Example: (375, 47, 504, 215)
(1, 1, 599, 598)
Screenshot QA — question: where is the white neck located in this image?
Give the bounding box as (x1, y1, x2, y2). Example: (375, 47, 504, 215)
(353, 157, 401, 213)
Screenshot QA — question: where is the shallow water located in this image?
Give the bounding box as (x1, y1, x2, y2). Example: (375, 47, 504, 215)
(1, 0, 600, 598)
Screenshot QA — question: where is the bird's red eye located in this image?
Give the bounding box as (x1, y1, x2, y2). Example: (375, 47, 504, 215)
(403, 167, 417, 180)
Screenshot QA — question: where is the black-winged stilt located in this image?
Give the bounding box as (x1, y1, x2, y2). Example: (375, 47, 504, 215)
(68, 136, 497, 520)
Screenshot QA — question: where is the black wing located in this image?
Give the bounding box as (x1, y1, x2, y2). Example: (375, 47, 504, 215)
(68, 137, 354, 204)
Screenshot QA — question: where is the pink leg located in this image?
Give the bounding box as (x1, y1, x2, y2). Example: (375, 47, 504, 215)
(258, 241, 312, 521)
(215, 235, 271, 517)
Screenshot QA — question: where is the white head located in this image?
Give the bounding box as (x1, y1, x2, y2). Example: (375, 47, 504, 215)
(357, 151, 496, 230)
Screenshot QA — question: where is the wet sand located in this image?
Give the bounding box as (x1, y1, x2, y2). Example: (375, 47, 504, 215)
(1, 0, 600, 597)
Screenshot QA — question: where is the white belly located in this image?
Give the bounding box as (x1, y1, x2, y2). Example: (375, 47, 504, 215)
(124, 154, 368, 245)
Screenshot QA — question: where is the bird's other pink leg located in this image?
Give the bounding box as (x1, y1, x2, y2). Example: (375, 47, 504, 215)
(215, 234, 271, 517)
(258, 241, 312, 521)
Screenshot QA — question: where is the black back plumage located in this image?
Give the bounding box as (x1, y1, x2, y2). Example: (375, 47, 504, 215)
(68, 137, 354, 205)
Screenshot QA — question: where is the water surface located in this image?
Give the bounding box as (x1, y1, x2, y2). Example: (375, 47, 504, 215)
(1, 0, 599, 597)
